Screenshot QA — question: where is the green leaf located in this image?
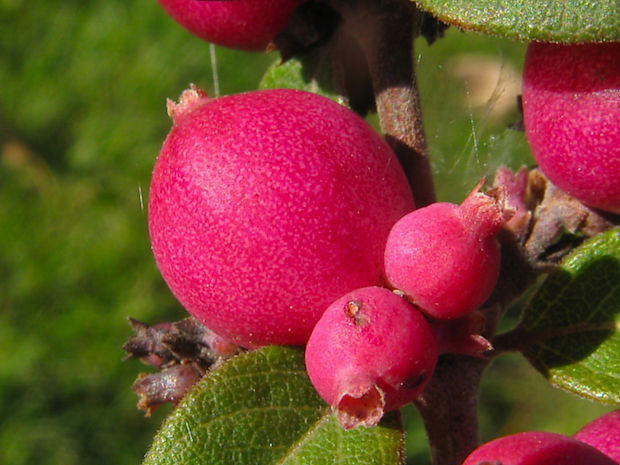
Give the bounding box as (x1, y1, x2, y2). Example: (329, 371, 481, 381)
(142, 346, 404, 465)
(259, 51, 345, 104)
(414, 0, 620, 43)
(520, 228, 620, 404)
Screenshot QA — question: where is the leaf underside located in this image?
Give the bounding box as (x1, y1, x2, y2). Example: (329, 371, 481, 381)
(520, 228, 620, 405)
(142, 346, 404, 465)
(413, 0, 620, 43)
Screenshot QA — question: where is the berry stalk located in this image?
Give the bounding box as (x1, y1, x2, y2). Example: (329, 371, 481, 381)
(414, 355, 488, 465)
(333, 0, 436, 206)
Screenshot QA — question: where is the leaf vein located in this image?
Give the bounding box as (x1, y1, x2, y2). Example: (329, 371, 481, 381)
(273, 409, 332, 465)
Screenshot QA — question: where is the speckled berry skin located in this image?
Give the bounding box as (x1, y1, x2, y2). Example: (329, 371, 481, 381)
(574, 410, 620, 463)
(305, 286, 437, 429)
(148, 87, 414, 348)
(155, 0, 301, 51)
(383, 186, 503, 320)
(522, 42, 620, 214)
(462, 431, 618, 465)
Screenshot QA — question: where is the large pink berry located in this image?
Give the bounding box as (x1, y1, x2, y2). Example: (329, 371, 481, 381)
(574, 410, 620, 463)
(305, 286, 438, 429)
(148, 86, 414, 348)
(383, 184, 504, 320)
(522, 42, 620, 214)
(155, 0, 301, 51)
(462, 431, 618, 465)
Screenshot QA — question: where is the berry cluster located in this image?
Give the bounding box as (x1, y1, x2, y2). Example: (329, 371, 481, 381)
(149, 84, 507, 428)
(147, 0, 618, 449)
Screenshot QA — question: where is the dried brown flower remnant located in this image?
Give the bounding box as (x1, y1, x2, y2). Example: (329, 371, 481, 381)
(133, 364, 202, 417)
(493, 167, 617, 266)
(124, 317, 241, 415)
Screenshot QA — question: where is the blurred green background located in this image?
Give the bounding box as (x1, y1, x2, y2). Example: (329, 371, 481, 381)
(0, 1, 612, 464)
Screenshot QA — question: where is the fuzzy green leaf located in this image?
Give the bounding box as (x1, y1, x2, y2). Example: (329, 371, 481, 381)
(142, 346, 404, 465)
(414, 0, 620, 43)
(259, 52, 344, 104)
(520, 228, 620, 404)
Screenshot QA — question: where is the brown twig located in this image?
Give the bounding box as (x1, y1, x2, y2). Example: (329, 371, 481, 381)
(414, 355, 488, 465)
(333, 0, 436, 206)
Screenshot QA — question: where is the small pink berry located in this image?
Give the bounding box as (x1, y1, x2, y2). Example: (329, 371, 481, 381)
(522, 42, 620, 214)
(384, 183, 505, 320)
(574, 410, 620, 463)
(148, 87, 414, 348)
(305, 286, 438, 429)
(155, 0, 302, 51)
(462, 431, 618, 465)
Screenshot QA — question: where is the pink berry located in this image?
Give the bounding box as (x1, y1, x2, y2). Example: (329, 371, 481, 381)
(574, 410, 620, 463)
(305, 286, 438, 429)
(383, 183, 504, 320)
(462, 431, 618, 465)
(522, 42, 620, 214)
(148, 86, 414, 348)
(155, 0, 301, 51)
